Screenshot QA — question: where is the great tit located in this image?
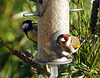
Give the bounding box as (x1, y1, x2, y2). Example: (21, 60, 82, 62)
(21, 20, 37, 43)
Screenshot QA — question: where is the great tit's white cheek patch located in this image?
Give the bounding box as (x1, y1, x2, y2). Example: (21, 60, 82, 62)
(22, 23, 29, 29)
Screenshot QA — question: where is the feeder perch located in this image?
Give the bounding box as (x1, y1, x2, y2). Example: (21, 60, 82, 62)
(70, 8, 82, 12)
(35, 57, 72, 78)
(23, 0, 48, 16)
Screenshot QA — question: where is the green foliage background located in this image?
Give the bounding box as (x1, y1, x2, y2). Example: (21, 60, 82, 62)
(0, 0, 100, 78)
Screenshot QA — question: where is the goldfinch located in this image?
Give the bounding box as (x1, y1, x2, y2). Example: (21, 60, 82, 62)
(21, 20, 37, 43)
(57, 34, 88, 58)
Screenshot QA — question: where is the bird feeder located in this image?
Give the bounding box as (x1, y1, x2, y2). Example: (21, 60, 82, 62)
(37, 0, 71, 62)
(23, 0, 83, 77)
(37, 0, 72, 77)
(23, 0, 84, 77)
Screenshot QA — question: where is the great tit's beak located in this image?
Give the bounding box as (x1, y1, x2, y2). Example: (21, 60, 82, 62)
(32, 22, 37, 25)
(31, 21, 37, 24)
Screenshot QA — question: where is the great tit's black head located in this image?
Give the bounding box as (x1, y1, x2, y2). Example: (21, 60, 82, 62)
(21, 20, 33, 32)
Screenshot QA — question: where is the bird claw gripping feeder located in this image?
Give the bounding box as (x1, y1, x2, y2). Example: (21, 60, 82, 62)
(23, 0, 82, 77)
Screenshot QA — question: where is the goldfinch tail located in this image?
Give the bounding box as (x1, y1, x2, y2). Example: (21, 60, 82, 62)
(77, 38, 89, 48)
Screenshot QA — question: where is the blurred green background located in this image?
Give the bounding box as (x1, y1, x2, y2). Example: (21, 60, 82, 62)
(0, 0, 38, 78)
(0, 0, 100, 78)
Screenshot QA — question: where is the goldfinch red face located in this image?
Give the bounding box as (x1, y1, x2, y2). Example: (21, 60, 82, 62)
(58, 34, 72, 46)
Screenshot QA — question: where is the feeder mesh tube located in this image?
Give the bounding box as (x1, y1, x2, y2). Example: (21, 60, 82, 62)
(38, 0, 69, 62)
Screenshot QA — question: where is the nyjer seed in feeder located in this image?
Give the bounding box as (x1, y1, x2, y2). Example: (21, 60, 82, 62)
(37, 0, 71, 62)
(24, 0, 73, 78)
(36, 0, 72, 77)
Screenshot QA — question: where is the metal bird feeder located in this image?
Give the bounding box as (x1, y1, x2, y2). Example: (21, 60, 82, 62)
(23, 0, 82, 77)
